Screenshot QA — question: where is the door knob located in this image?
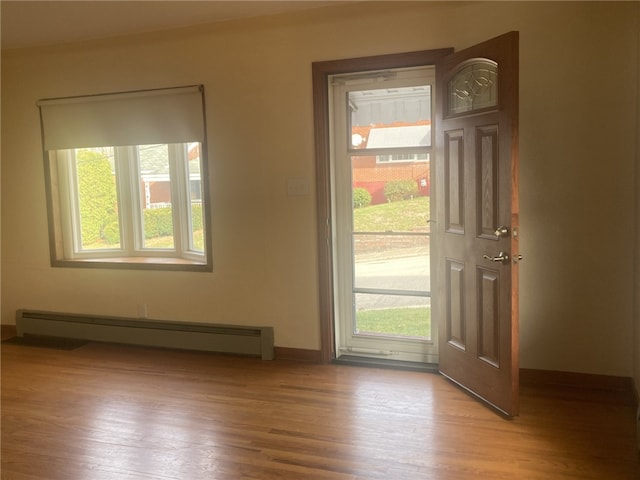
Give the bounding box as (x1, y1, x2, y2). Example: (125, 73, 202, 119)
(483, 252, 510, 264)
(494, 226, 509, 238)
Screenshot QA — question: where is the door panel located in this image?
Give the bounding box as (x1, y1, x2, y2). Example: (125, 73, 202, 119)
(477, 267, 500, 367)
(445, 259, 466, 350)
(435, 31, 519, 416)
(444, 130, 465, 233)
(477, 125, 499, 239)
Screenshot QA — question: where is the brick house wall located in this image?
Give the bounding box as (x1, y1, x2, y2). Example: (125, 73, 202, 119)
(351, 121, 431, 205)
(352, 158, 430, 204)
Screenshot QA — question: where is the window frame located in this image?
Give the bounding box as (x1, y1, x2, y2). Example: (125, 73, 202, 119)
(40, 86, 212, 272)
(46, 143, 211, 271)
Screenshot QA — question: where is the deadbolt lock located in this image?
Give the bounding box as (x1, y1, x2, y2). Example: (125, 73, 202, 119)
(494, 226, 509, 238)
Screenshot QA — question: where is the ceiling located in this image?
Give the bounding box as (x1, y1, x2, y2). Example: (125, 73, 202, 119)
(1, 1, 343, 50)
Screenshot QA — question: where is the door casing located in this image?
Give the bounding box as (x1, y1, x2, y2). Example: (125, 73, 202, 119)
(312, 49, 453, 363)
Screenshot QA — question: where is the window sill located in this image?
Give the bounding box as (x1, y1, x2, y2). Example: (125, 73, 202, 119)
(51, 256, 211, 272)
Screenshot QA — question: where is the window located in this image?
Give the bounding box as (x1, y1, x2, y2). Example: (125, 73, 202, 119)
(377, 153, 430, 163)
(39, 86, 212, 271)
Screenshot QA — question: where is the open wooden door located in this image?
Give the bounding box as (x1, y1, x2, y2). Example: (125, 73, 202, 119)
(434, 32, 520, 416)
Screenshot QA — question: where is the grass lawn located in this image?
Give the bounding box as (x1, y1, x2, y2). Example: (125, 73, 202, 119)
(353, 197, 431, 338)
(353, 196, 429, 232)
(356, 306, 431, 339)
(143, 229, 204, 250)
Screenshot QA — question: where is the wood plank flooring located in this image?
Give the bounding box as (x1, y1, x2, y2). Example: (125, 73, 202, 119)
(2, 340, 639, 479)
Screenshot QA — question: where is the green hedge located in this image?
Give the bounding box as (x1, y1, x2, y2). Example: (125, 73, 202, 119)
(88, 203, 204, 245)
(143, 208, 173, 238)
(142, 204, 203, 239)
(384, 180, 419, 202)
(353, 188, 372, 209)
(190, 204, 203, 232)
(102, 221, 121, 245)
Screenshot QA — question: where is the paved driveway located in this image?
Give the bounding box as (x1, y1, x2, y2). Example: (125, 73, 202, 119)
(354, 254, 430, 310)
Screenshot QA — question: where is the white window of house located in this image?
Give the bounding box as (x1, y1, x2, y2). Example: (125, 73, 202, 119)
(38, 85, 212, 271)
(377, 153, 430, 163)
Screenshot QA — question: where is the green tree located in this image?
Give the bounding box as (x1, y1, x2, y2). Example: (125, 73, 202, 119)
(76, 149, 119, 246)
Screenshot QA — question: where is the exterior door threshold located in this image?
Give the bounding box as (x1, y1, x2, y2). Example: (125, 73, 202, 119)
(333, 355, 439, 373)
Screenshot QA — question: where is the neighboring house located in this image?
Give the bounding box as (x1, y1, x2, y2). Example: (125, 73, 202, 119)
(348, 85, 432, 205)
(138, 143, 202, 209)
(351, 121, 431, 204)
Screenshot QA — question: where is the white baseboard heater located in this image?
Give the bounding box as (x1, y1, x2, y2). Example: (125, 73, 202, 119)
(15, 309, 274, 360)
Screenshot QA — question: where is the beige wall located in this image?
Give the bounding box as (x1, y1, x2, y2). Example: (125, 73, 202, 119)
(2, 2, 639, 376)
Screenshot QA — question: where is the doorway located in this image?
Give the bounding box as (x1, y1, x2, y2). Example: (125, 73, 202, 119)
(313, 32, 520, 416)
(312, 48, 452, 365)
(330, 66, 436, 364)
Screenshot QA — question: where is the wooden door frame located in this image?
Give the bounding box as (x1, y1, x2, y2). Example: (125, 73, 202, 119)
(312, 48, 453, 363)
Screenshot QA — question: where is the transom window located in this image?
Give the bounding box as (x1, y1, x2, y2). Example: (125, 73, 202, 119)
(39, 86, 212, 271)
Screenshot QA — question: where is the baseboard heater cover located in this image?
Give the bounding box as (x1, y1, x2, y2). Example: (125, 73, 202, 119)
(15, 309, 274, 360)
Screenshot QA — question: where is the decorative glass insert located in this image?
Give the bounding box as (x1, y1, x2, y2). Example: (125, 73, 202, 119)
(448, 60, 498, 115)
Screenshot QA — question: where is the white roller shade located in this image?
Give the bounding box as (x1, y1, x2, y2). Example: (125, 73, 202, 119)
(38, 85, 205, 150)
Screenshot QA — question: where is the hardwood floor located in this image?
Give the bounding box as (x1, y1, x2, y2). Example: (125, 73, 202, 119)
(2, 340, 639, 480)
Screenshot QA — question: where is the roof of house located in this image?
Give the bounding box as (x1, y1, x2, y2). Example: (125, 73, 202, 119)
(366, 124, 431, 149)
(138, 143, 201, 179)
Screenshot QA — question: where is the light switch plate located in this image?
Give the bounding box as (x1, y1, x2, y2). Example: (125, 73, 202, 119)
(287, 177, 310, 196)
